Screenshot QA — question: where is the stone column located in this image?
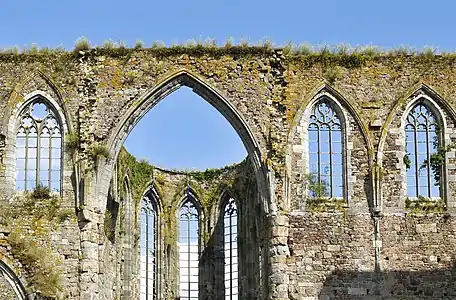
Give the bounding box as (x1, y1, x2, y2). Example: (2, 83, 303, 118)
(268, 214, 290, 300)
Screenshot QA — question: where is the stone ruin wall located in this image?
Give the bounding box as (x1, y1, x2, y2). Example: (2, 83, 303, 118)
(0, 48, 455, 299)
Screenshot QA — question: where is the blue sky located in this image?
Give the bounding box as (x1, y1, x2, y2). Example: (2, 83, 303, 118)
(2, 0, 455, 170)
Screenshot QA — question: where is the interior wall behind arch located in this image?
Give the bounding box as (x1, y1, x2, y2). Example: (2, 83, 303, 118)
(108, 147, 267, 299)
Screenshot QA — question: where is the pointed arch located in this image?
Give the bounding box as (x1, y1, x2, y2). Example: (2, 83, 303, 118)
(286, 83, 373, 210)
(288, 83, 374, 164)
(139, 182, 161, 300)
(221, 194, 239, 300)
(378, 83, 456, 210)
(102, 69, 272, 215)
(7, 90, 69, 193)
(378, 83, 456, 164)
(4, 70, 72, 132)
(178, 186, 202, 300)
(141, 181, 164, 213)
(403, 100, 443, 198)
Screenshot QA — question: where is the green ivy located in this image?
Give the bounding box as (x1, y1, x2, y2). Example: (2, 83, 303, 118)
(421, 142, 456, 185)
(403, 153, 411, 170)
(305, 173, 328, 199)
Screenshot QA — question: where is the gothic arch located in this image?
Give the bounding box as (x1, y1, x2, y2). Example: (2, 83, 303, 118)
(377, 83, 456, 209)
(175, 185, 204, 218)
(138, 181, 162, 300)
(377, 83, 456, 164)
(141, 182, 163, 213)
(288, 83, 374, 163)
(98, 69, 272, 215)
(286, 83, 373, 210)
(213, 187, 237, 221)
(4, 89, 70, 195)
(4, 70, 72, 132)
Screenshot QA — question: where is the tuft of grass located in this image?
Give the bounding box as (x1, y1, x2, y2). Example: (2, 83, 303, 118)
(118, 40, 127, 49)
(102, 39, 118, 50)
(2, 46, 20, 54)
(74, 36, 91, 51)
(391, 45, 412, 56)
(324, 67, 341, 85)
(134, 40, 144, 49)
(356, 45, 382, 57)
(64, 132, 80, 156)
(336, 43, 350, 56)
(260, 38, 274, 50)
(204, 38, 217, 49)
(282, 41, 294, 55)
(31, 184, 51, 200)
(240, 38, 249, 48)
(24, 43, 39, 55)
(151, 40, 166, 49)
(318, 45, 332, 56)
(89, 143, 111, 160)
(420, 46, 437, 59)
(184, 39, 197, 48)
(294, 43, 312, 55)
(224, 37, 234, 48)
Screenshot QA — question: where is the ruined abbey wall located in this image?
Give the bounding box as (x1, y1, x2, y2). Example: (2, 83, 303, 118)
(0, 47, 455, 299)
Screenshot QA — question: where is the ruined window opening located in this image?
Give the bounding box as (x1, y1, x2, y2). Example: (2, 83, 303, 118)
(179, 198, 199, 300)
(223, 198, 238, 300)
(405, 103, 441, 198)
(308, 100, 343, 198)
(16, 99, 62, 191)
(140, 192, 158, 300)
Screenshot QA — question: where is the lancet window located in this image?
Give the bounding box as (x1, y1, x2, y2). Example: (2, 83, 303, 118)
(179, 198, 200, 300)
(16, 99, 62, 191)
(405, 103, 441, 198)
(308, 99, 343, 198)
(223, 198, 238, 299)
(140, 192, 159, 300)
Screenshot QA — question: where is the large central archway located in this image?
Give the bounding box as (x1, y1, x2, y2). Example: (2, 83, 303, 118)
(101, 69, 273, 215)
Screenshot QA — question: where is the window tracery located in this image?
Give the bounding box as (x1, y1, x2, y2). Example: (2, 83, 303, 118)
(308, 100, 343, 198)
(16, 99, 62, 191)
(179, 199, 199, 300)
(405, 103, 441, 198)
(223, 198, 238, 300)
(140, 193, 158, 300)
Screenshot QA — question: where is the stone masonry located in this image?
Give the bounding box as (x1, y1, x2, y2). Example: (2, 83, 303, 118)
(0, 47, 455, 299)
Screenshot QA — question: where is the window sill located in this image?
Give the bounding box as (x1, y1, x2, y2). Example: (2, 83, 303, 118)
(306, 197, 347, 212)
(405, 196, 446, 213)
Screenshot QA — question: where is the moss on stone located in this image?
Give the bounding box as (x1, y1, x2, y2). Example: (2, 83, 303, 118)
(0, 191, 75, 298)
(306, 198, 347, 213)
(405, 196, 447, 214)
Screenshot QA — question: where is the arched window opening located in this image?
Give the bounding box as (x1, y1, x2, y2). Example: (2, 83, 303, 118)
(16, 98, 62, 191)
(308, 100, 343, 198)
(223, 198, 238, 300)
(140, 192, 158, 300)
(179, 199, 199, 300)
(405, 103, 441, 198)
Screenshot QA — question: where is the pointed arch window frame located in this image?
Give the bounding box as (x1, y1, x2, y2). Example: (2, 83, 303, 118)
(402, 95, 447, 200)
(177, 190, 203, 300)
(220, 195, 239, 300)
(303, 93, 350, 202)
(139, 185, 161, 300)
(13, 91, 67, 193)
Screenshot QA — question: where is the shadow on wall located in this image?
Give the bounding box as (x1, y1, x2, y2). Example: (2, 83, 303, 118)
(318, 265, 456, 300)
